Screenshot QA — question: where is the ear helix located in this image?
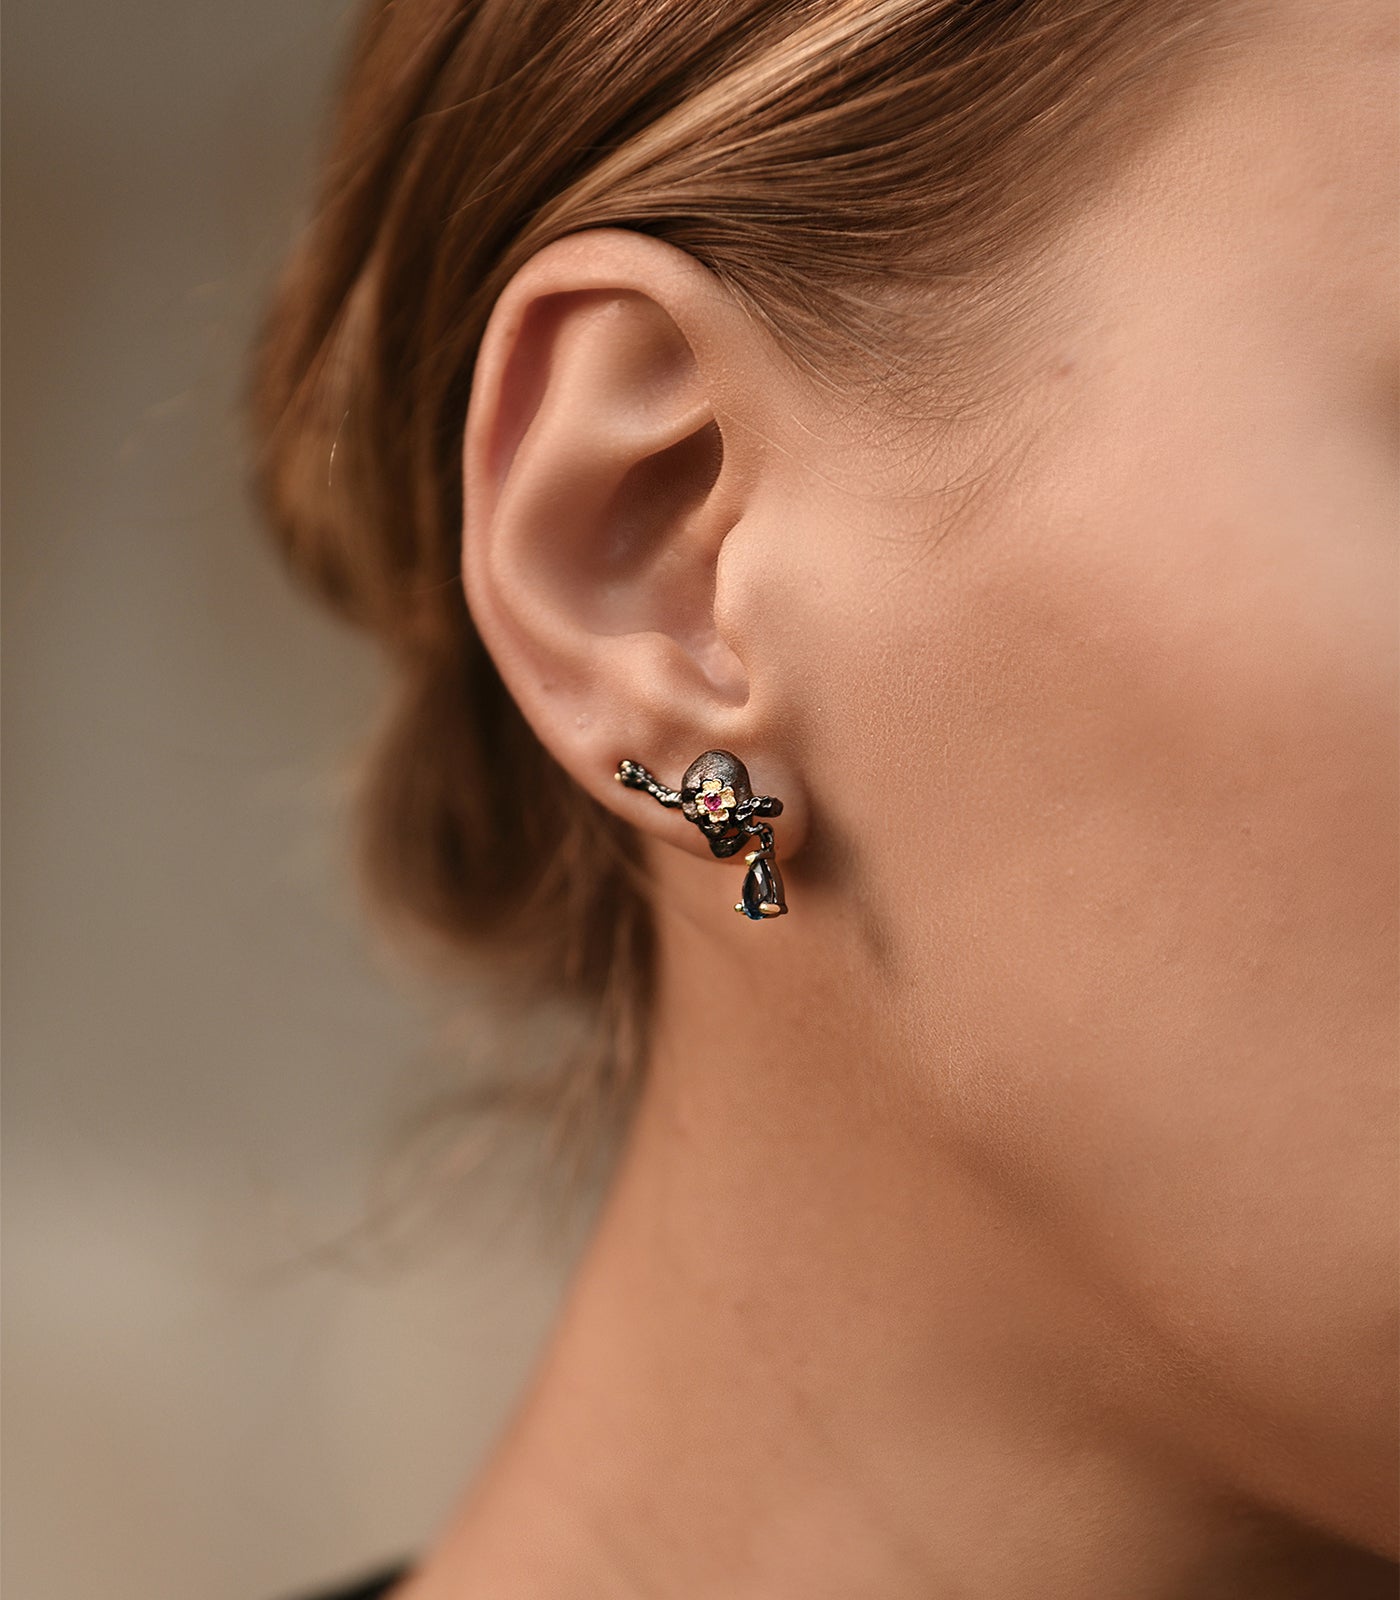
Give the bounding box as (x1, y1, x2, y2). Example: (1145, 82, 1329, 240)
(614, 749, 788, 921)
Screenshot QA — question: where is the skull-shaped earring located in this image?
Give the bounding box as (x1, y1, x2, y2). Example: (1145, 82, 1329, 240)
(614, 749, 788, 921)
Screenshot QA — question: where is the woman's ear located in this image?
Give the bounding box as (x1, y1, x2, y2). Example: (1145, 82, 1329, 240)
(461, 227, 805, 859)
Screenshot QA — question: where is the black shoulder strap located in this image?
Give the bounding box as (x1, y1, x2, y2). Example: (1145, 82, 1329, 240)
(281, 1561, 411, 1600)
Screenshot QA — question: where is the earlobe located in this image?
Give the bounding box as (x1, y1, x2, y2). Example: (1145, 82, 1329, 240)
(460, 229, 794, 859)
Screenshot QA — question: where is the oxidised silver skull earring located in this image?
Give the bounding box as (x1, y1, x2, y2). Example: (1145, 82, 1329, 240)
(614, 749, 788, 921)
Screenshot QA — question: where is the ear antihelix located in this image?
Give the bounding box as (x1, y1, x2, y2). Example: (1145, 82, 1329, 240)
(615, 749, 788, 921)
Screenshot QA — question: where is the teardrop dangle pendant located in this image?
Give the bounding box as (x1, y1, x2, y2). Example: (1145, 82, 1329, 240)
(614, 749, 789, 921)
(737, 839, 786, 921)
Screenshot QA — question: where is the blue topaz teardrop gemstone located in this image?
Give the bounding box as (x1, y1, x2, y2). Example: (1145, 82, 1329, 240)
(737, 851, 787, 920)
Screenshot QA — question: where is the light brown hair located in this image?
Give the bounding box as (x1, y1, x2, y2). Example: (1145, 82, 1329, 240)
(250, 0, 1219, 1158)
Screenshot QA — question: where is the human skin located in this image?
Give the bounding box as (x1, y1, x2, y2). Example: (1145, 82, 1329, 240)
(400, 1, 1397, 1594)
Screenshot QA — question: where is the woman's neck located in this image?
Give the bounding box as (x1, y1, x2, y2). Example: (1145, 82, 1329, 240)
(401, 919, 1392, 1599)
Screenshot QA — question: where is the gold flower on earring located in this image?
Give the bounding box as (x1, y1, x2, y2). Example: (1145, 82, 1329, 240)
(695, 777, 736, 823)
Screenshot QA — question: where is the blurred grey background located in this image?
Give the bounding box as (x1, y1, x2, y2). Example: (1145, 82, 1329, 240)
(3, 3, 580, 1596)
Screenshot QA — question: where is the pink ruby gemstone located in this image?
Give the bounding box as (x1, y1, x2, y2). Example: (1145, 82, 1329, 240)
(703, 794, 723, 811)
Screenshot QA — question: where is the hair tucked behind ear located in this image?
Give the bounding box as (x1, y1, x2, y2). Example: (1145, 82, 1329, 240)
(249, 0, 1218, 1160)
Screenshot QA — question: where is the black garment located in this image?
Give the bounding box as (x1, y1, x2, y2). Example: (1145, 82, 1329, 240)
(284, 1562, 411, 1600)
